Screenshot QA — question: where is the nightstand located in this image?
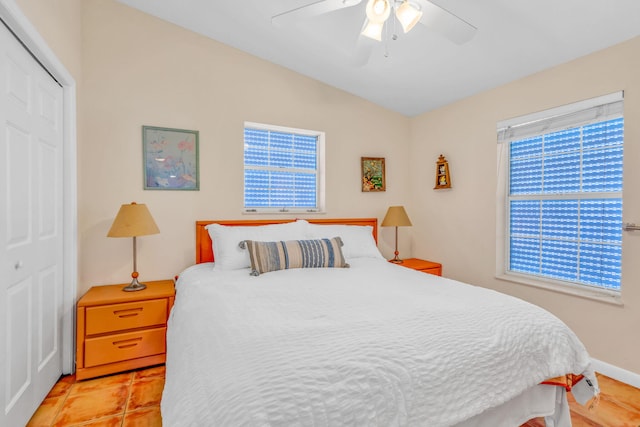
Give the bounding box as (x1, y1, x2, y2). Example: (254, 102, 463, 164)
(396, 258, 442, 276)
(75, 279, 175, 380)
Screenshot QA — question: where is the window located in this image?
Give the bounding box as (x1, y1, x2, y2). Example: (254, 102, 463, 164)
(243, 122, 325, 213)
(497, 92, 624, 297)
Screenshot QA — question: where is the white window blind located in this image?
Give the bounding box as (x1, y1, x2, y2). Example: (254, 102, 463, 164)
(243, 122, 324, 213)
(498, 93, 624, 292)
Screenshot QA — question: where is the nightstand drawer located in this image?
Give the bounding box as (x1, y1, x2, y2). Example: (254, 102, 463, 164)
(84, 327, 166, 367)
(85, 299, 168, 335)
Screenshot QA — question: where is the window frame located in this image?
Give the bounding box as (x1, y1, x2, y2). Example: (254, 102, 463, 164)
(495, 92, 624, 304)
(243, 121, 326, 214)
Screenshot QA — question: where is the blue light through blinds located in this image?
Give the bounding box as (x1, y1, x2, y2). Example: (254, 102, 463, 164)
(508, 117, 623, 290)
(244, 128, 318, 209)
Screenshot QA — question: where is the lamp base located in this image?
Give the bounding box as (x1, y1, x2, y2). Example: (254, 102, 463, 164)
(389, 249, 403, 264)
(122, 277, 147, 292)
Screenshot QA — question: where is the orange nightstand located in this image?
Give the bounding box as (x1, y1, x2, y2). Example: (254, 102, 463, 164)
(396, 258, 442, 276)
(75, 279, 175, 380)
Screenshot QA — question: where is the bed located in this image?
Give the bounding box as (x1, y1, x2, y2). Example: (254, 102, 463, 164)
(161, 218, 597, 426)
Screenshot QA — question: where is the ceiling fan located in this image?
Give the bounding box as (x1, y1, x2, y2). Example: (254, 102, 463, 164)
(272, 0, 477, 45)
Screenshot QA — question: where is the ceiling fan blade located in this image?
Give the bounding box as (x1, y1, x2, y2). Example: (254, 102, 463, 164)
(272, 0, 363, 27)
(416, 0, 477, 44)
(353, 34, 375, 67)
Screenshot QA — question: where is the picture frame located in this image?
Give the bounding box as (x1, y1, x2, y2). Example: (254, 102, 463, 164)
(361, 157, 386, 192)
(434, 154, 451, 189)
(143, 125, 199, 190)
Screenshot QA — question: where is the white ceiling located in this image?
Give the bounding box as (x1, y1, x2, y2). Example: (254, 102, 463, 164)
(116, 0, 640, 117)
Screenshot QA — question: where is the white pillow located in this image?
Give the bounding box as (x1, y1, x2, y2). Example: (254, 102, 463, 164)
(305, 223, 384, 261)
(206, 220, 308, 270)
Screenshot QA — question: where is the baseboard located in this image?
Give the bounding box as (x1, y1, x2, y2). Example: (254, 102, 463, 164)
(591, 358, 640, 389)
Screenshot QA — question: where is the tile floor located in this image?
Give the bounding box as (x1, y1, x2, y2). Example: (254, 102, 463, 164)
(26, 365, 165, 427)
(28, 367, 640, 427)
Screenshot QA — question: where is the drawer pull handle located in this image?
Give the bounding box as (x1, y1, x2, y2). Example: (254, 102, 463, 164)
(113, 308, 143, 318)
(113, 337, 142, 349)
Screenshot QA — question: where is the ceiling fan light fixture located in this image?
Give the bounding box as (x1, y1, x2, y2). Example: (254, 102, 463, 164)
(361, 19, 385, 41)
(365, 0, 391, 23)
(395, 1, 422, 33)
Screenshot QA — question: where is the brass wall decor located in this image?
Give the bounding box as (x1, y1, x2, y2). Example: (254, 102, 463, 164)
(434, 154, 451, 189)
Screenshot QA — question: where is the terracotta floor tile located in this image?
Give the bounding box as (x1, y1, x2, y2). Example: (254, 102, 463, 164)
(66, 414, 124, 427)
(568, 410, 605, 427)
(127, 377, 165, 411)
(521, 418, 545, 427)
(596, 373, 640, 413)
(122, 406, 162, 427)
(133, 365, 165, 381)
(53, 385, 128, 426)
(46, 375, 76, 399)
(570, 395, 640, 427)
(70, 372, 133, 395)
(26, 395, 66, 427)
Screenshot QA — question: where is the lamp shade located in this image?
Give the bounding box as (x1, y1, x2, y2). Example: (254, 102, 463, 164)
(361, 20, 385, 41)
(365, 0, 391, 23)
(381, 206, 412, 227)
(395, 1, 423, 33)
(107, 202, 160, 238)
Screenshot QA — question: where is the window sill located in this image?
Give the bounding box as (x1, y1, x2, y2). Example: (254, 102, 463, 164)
(495, 272, 623, 306)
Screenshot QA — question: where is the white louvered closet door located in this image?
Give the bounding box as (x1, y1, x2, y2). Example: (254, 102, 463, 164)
(0, 20, 64, 427)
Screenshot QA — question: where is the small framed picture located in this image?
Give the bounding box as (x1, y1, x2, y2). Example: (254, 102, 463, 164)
(143, 126, 199, 190)
(361, 157, 386, 192)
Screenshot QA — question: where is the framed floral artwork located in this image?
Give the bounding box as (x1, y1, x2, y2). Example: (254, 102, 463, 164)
(361, 157, 386, 192)
(143, 125, 199, 190)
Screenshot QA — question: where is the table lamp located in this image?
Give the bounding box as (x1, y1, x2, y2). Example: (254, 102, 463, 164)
(381, 205, 412, 263)
(107, 202, 160, 291)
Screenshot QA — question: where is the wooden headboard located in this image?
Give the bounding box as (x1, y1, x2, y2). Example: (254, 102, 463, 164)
(195, 218, 378, 264)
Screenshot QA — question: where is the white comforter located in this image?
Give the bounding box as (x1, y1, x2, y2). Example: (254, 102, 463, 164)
(162, 259, 592, 427)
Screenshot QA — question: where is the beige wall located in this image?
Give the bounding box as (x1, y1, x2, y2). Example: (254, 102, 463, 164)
(14, 0, 639, 374)
(14, 0, 82, 79)
(410, 36, 640, 373)
(78, 0, 410, 293)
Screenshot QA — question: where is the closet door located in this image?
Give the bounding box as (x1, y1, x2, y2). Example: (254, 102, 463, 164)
(0, 21, 64, 427)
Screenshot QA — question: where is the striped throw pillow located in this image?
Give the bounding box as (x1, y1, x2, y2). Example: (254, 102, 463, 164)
(241, 237, 349, 276)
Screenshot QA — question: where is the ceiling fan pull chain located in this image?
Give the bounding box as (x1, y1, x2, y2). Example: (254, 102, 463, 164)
(391, 6, 399, 41)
